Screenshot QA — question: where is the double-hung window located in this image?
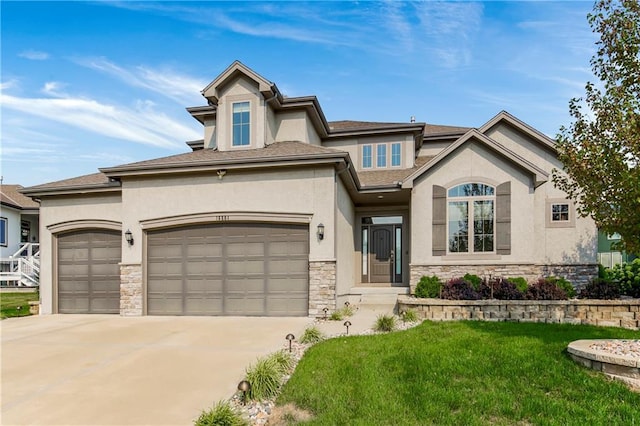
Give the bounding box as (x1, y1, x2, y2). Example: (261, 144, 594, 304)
(232, 101, 250, 146)
(376, 144, 387, 167)
(447, 183, 495, 253)
(362, 145, 372, 168)
(391, 143, 401, 167)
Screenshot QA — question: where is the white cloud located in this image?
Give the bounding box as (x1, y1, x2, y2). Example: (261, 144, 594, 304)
(18, 50, 50, 60)
(1, 85, 200, 149)
(73, 57, 207, 105)
(42, 81, 67, 96)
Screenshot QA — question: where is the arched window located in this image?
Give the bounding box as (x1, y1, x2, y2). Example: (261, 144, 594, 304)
(447, 183, 495, 253)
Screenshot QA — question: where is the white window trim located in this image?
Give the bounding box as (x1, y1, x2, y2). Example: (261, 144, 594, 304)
(362, 144, 373, 169)
(226, 95, 256, 149)
(0, 217, 7, 247)
(446, 184, 496, 255)
(545, 198, 575, 228)
(360, 142, 403, 170)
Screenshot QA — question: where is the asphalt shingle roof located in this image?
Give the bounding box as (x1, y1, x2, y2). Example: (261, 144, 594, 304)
(1, 185, 40, 208)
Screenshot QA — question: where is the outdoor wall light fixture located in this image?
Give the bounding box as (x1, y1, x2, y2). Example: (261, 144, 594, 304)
(317, 223, 325, 240)
(285, 333, 295, 353)
(344, 320, 352, 335)
(124, 229, 134, 246)
(237, 380, 251, 405)
(323, 307, 329, 320)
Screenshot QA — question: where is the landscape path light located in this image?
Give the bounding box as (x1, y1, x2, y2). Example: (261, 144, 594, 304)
(323, 307, 329, 320)
(237, 380, 251, 405)
(285, 333, 295, 353)
(344, 320, 352, 335)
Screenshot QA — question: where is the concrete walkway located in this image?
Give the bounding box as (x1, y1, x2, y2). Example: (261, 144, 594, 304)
(1, 314, 309, 426)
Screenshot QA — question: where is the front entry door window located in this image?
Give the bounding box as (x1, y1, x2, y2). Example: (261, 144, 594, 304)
(362, 216, 402, 283)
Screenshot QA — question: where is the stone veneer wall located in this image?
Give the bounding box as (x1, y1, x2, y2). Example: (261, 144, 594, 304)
(398, 296, 640, 329)
(120, 263, 143, 316)
(308, 261, 336, 317)
(410, 264, 598, 293)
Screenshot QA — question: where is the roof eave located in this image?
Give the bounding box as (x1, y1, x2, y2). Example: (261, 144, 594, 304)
(20, 182, 122, 198)
(99, 153, 349, 178)
(479, 110, 558, 153)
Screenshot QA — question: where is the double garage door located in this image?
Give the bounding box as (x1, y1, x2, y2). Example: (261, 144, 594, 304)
(147, 223, 309, 316)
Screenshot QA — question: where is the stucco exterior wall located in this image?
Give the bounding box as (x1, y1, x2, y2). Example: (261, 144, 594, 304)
(324, 134, 415, 171)
(411, 141, 534, 264)
(37, 193, 122, 314)
(275, 111, 321, 145)
(120, 167, 337, 265)
(419, 140, 453, 157)
(335, 176, 356, 303)
(215, 76, 266, 151)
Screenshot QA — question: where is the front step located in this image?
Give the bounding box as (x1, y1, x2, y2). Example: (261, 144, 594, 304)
(346, 286, 410, 313)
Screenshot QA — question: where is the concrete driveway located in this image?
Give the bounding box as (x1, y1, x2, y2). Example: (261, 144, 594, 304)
(1, 314, 310, 425)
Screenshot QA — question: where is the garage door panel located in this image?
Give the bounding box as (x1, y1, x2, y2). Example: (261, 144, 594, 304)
(147, 223, 309, 316)
(187, 260, 223, 275)
(57, 230, 121, 314)
(227, 242, 264, 256)
(185, 278, 223, 293)
(267, 297, 307, 317)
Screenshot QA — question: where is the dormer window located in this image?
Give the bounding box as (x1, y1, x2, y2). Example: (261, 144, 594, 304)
(232, 101, 250, 146)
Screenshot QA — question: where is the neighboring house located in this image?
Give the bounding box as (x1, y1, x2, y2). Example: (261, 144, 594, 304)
(0, 184, 40, 286)
(597, 231, 636, 268)
(22, 61, 597, 316)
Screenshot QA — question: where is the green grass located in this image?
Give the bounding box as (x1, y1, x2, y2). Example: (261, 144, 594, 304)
(278, 321, 640, 425)
(1, 292, 38, 319)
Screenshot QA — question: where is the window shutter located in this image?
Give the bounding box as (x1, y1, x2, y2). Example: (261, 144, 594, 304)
(432, 185, 447, 256)
(496, 181, 511, 255)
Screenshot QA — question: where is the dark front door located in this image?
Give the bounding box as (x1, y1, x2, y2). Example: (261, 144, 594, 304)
(370, 226, 393, 283)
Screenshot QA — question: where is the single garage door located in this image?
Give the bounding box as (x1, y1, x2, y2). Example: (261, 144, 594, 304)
(57, 230, 121, 314)
(147, 223, 309, 316)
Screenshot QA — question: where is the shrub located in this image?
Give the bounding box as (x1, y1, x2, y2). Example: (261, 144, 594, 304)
(609, 258, 640, 297)
(441, 277, 481, 300)
(598, 263, 610, 280)
(525, 278, 568, 300)
(479, 278, 525, 300)
(507, 277, 529, 293)
(341, 304, 355, 317)
(415, 275, 442, 298)
(374, 314, 396, 332)
(299, 326, 325, 344)
(463, 273, 483, 290)
(547, 276, 576, 298)
(329, 310, 344, 321)
(401, 309, 419, 323)
(194, 401, 248, 426)
(578, 278, 621, 299)
(269, 350, 294, 375)
(245, 353, 288, 401)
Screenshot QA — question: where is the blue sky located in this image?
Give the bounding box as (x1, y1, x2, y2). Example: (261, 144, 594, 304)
(1, 1, 597, 187)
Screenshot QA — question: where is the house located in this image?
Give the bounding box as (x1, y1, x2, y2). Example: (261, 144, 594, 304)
(22, 61, 597, 316)
(597, 231, 636, 268)
(1, 184, 40, 286)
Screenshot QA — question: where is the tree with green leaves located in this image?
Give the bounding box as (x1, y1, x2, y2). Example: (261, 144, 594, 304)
(554, 0, 640, 254)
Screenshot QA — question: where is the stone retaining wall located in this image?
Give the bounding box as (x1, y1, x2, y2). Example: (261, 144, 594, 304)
(398, 296, 640, 329)
(309, 261, 336, 317)
(410, 263, 598, 293)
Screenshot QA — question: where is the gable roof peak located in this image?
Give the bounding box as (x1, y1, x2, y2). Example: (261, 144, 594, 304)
(202, 60, 279, 103)
(480, 110, 557, 153)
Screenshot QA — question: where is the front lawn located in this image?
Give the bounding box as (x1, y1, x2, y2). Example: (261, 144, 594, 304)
(0, 292, 39, 319)
(278, 321, 640, 425)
